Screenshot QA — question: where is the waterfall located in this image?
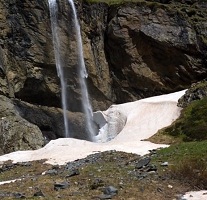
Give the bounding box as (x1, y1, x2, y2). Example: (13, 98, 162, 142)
(48, 0, 96, 141)
(48, 0, 70, 138)
(67, 0, 96, 141)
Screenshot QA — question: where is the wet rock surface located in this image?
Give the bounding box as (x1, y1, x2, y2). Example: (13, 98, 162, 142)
(0, 94, 95, 154)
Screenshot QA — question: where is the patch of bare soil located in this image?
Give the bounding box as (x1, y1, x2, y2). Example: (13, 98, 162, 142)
(147, 129, 181, 145)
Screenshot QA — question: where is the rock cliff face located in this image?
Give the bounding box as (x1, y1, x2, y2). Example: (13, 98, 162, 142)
(0, 0, 206, 108)
(104, 1, 207, 103)
(0, 0, 206, 152)
(0, 0, 60, 106)
(0, 95, 44, 154)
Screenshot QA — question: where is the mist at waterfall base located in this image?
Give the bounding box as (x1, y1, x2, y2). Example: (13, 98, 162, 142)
(49, 0, 96, 141)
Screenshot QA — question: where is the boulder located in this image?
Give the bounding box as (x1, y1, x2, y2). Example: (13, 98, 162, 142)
(0, 95, 44, 155)
(178, 79, 207, 107)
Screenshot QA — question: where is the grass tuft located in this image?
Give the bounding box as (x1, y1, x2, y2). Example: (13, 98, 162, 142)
(152, 141, 207, 190)
(170, 158, 207, 189)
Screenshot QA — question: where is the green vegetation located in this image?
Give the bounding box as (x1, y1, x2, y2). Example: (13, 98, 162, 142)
(149, 96, 207, 144)
(152, 141, 207, 189)
(150, 93, 207, 189)
(154, 141, 207, 163)
(158, 97, 207, 142)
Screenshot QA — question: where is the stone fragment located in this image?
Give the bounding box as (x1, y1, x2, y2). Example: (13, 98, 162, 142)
(161, 162, 169, 166)
(33, 190, 45, 197)
(65, 168, 80, 178)
(135, 157, 151, 169)
(102, 186, 118, 196)
(54, 182, 69, 190)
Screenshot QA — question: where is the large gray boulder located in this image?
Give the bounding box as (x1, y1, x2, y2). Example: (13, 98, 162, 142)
(0, 95, 44, 155)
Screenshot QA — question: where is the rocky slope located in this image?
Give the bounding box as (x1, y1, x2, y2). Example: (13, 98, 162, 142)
(0, 147, 206, 199)
(0, 0, 206, 152)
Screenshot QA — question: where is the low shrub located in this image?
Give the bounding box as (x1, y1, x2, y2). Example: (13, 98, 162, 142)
(170, 157, 207, 189)
(161, 97, 207, 142)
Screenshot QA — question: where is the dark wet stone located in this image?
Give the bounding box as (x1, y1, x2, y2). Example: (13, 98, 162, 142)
(17, 162, 32, 167)
(45, 169, 58, 175)
(1, 163, 16, 172)
(149, 149, 157, 154)
(135, 157, 151, 169)
(137, 172, 148, 180)
(65, 168, 80, 178)
(0, 192, 13, 198)
(52, 165, 61, 170)
(96, 194, 114, 199)
(102, 186, 118, 195)
(146, 164, 157, 172)
(13, 192, 26, 198)
(90, 178, 104, 189)
(33, 190, 45, 197)
(54, 182, 69, 190)
(157, 187, 163, 193)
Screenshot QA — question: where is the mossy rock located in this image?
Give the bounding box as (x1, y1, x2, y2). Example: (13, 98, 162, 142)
(178, 79, 207, 108)
(160, 97, 207, 142)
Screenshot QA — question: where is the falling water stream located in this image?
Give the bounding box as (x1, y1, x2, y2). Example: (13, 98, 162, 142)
(48, 0, 96, 141)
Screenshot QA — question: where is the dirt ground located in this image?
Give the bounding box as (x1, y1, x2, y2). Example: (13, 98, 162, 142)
(0, 151, 193, 200)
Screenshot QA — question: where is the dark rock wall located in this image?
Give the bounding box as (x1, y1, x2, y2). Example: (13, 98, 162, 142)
(0, 0, 206, 109)
(104, 1, 207, 103)
(178, 79, 207, 107)
(81, 2, 114, 109)
(0, 0, 60, 107)
(0, 0, 206, 152)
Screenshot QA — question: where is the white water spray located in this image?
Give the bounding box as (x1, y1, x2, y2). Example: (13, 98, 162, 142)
(48, 0, 96, 140)
(67, 0, 96, 141)
(48, 0, 69, 138)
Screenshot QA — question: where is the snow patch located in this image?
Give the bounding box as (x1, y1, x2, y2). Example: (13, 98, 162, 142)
(0, 90, 186, 165)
